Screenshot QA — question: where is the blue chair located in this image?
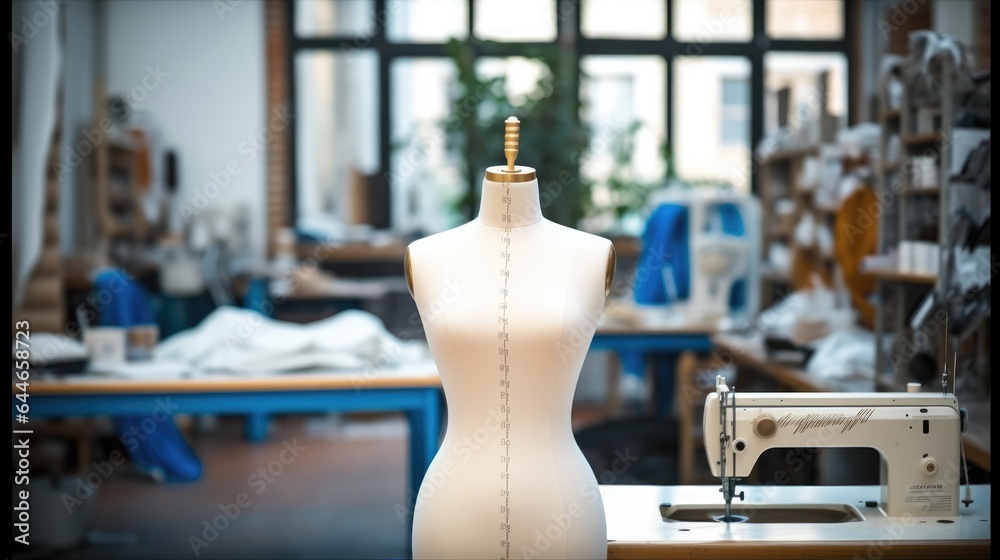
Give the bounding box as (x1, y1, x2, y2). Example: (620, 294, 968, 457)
(94, 269, 202, 482)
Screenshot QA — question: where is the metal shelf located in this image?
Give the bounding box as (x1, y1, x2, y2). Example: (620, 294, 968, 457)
(759, 145, 820, 164)
(873, 54, 954, 393)
(881, 109, 901, 121)
(901, 132, 941, 146)
(865, 267, 937, 285)
(899, 186, 940, 196)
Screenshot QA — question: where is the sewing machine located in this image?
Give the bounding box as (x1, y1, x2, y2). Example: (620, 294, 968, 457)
(704, 376, 971, 521)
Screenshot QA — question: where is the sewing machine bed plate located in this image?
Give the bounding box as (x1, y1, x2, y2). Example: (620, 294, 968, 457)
(603, 485, 990, 558)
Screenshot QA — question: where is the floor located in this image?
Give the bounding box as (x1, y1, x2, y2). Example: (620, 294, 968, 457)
(17, 407, 613, 560)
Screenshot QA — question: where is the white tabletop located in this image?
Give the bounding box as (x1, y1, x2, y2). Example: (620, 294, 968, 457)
(603, 484, 990, 544)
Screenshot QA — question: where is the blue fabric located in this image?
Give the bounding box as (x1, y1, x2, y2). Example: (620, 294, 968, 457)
(718, 203, 746, 311)
(94, 269, 157, 327)
(633, 204, 689, 305)
(244, 277, 273, 317)
(95, 269, 202, 483)
(621, 202, 748, 379)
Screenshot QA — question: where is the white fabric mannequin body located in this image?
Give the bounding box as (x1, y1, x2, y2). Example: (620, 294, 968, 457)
(405, 168, 614, 560)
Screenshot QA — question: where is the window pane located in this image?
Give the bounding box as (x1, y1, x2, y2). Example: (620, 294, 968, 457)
(580, 56, 667, 228)
(474, 0, 557, 42)
(721, 78, 748, 105)
(581, 0, 666, 39)
(475, 57, 551, 107)
(764, 52, 847, 143)
(295, 51, 379, 224)
(294, 0, 373, 37)
(673, 0, 752, 43)
(387, 0, 468, 43)
(721, 78, 749, 145)
(673, 56, 751, 191)
(766, 0, 843, 39)
(390, 58, 463, 234)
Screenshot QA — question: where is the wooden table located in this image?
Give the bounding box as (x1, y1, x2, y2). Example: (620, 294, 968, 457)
(712, 334, 873, 392)
(712, 334, 990, 473)
(593, 302, 717, 416)
(603, 484, 991, 559)
(16, 364, 443, 496)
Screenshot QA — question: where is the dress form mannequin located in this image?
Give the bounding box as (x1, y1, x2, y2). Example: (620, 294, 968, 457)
(405, 117, 615, 559)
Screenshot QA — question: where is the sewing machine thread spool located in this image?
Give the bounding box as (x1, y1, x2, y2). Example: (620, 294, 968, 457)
(907, 382, 921, 393)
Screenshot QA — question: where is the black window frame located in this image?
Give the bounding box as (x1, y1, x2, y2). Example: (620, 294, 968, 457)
(287, 0, 855, 228)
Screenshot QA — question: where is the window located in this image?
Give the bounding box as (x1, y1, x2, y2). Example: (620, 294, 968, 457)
(294, 50, 378, 225)
(764, 52, 847, 140)
(386, 0, 468, 43)
(672, 0, 752, 43)
(474, 0, 557, 42)
(767, 0, 843, 39)
(294, 0, 373, 37)
(580, 56, 667, 230)
(673, 57, 751, 190)
(287, 0, 852, 231)
(581, 0, 666, 39)
(721, 77, 750, 146)
(389, 58, 461, 234)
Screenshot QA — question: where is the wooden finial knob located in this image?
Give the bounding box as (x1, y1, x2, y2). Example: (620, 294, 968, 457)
(504, 116, 519, 171)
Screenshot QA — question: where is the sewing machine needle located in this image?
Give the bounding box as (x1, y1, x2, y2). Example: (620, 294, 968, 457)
(725, 491, 731, 523)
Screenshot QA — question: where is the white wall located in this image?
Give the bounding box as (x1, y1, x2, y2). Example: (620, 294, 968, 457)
(104, 0, 267, 255)
(60, 0, 97, 254)
(933, 0, 977, 52)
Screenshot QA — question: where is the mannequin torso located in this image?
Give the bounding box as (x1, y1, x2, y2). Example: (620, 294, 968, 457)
(406, 175, 614, 559)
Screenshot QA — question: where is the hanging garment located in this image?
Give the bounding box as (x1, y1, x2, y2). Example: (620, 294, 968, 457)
(834, 186, 879, 329)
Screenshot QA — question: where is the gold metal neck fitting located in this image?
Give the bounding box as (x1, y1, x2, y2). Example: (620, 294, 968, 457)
(485, 116, 536, 183)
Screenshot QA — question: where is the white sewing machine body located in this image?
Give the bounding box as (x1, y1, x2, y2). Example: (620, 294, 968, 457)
(704, 389, 966, 518)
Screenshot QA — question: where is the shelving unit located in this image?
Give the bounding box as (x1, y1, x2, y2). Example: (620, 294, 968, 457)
(869, 55, 953, 390)
(871, 54, 966, 393)
(92, 81, 160, 267)
(96, 137, 146, 240)
(757, 145, 818, 309)
(757, 141, 856, 310)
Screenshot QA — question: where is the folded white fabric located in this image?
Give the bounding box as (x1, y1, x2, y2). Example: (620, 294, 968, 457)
(152, 307, 426, 374)
(806, 328, 876, 381)
(13, 332, 88, 365)
(93, 359, 195, 380)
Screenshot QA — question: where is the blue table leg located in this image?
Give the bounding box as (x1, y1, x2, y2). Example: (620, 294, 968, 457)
(405, 388, 442, 499)
(245, 413, 270, 443)
(652, 353, 678, 418)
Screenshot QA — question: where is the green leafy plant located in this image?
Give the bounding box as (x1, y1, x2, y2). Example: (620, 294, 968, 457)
(441, 39, 672, 229)
(443, 39, 591, 227)
(603, 121, 676, 220)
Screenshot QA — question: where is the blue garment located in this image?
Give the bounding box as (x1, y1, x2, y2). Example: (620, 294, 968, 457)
(95, 269, 202, 482)
(633, 204, 690, 305)
(622, 203, 747, 379)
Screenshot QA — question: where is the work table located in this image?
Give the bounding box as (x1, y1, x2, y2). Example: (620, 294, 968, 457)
(603, 484, 991, 559)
